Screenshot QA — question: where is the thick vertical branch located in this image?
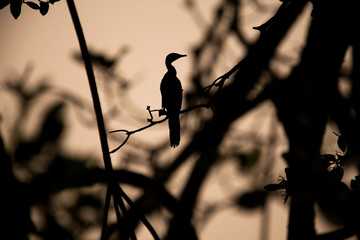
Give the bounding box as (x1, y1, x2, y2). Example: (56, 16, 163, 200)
(66, 2, 160, 240)
(273, 0, 356, 239)
(66, 2, 122, 239)
(66, 0, 113, 172)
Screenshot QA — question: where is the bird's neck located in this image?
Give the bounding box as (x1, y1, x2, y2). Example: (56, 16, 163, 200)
(166, 62, 177, 74)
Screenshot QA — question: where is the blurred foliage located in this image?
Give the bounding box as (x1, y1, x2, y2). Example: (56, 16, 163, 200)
(2, 0, 360, 239)
(1, 69, 104, 239)
(0, 54, 269, 240)
(235, 148, 261, 172)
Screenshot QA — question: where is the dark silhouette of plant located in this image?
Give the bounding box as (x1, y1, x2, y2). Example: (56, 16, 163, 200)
(2, 0, 360, 240)
(1, 0, 60, 19)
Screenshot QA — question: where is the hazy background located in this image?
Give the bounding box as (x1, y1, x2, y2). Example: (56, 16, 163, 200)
(0, 0, 349, 239)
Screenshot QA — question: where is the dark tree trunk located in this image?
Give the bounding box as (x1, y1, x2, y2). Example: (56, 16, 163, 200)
(273, 0, 356, 239)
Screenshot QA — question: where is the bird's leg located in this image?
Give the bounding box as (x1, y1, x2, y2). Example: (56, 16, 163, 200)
(146, 106, 154, 122)
(146, 106, 167, 123)
(159, 108, 167, 117)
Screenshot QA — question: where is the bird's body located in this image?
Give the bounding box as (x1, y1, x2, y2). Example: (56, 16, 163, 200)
(160, 53, 186, 147)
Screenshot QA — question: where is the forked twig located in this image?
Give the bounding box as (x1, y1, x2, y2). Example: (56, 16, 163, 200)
(203, 58, 245, 92)
(109, 103, 211, 154)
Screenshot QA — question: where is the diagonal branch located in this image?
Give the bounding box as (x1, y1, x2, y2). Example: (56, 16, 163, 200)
(163, 0, 309, 238)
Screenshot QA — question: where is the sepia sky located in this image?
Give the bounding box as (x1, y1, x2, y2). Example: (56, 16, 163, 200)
(0, 1, 341, 239)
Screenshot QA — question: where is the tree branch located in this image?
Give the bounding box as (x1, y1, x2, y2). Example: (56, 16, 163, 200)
(66, 1, 159, 239)
(66, 0, 112, 172)
(163, 0, 309, 238)
(272, 0, 356, 239)
(109, 103, 211, 153)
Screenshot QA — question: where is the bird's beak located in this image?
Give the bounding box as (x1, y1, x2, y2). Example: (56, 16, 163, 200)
(174, 54, 187, 62)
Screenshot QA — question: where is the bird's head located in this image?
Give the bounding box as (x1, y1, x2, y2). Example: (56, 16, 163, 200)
(165, 53, 187, 67)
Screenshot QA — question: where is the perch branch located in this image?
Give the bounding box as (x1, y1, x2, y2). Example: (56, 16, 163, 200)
(110, 103, 211, 153)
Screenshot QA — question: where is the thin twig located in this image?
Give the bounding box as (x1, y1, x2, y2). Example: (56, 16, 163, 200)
(109, 117, 167, 154)
(110, 103, 211, 154)
(203, 58, 245, 92)
(146, 106, 154, 122)
(109, 132, 131, 154)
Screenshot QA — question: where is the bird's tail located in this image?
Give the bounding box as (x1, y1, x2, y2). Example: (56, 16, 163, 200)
(168, 112, 180, 148)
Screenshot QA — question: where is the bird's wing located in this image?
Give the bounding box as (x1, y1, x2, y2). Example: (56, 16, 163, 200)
(174, 78, 183, 111)
(160, 74, 169, 109)
(160, 73, 183, 112)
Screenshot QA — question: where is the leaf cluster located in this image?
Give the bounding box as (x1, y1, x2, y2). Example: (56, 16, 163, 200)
(265, 133, 348, 195)
(1, 0, 60, 19)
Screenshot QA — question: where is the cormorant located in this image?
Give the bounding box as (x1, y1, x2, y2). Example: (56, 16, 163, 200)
(160, 53, 186, 147)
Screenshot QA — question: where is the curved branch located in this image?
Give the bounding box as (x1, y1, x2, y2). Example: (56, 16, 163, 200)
(109, 103, 211, 154)
(31, 168, 179, 213)
(109, 117, 168, 154)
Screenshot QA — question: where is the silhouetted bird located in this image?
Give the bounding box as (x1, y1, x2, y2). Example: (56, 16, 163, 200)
(160, 53, 186, 147)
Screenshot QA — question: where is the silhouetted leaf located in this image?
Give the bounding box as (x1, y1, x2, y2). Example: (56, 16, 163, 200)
(283, 193, 289, 204)
(320, 154, 336, 167)
(337, 135, 347, 153)
(40, 1, 49, 16)
(0, 0, 11, 9)
(10, 0, 22, 19)
(25, 1, 40, 10)
(333, 132, 347, 153)
(336, 154, 348, 166)
(49, 0, 61, 4)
